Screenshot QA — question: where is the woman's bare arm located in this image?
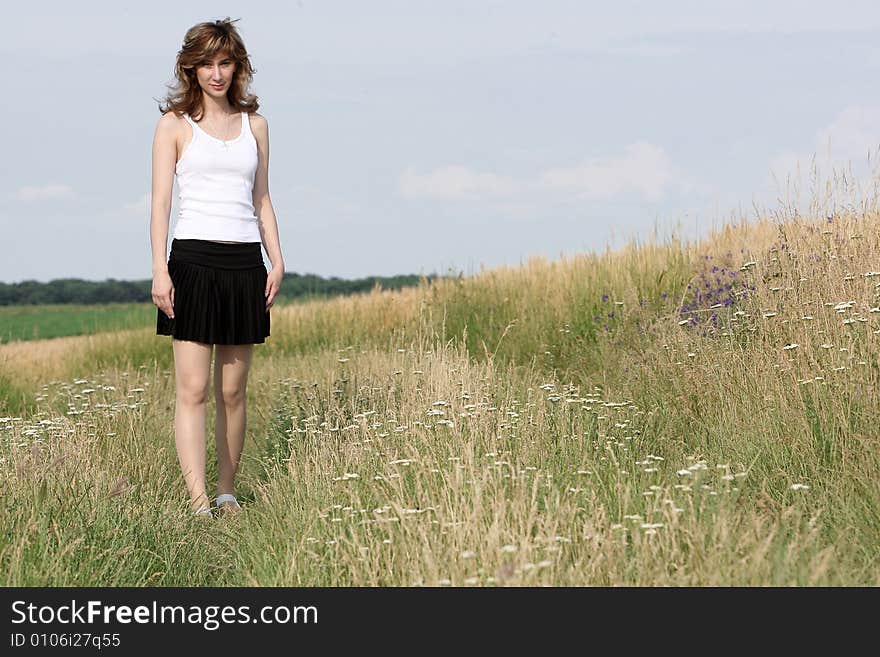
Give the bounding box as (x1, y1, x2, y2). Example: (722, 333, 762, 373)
(150, 112, 177, 319)
(251, 113, 285, 274)
(151, 113, 177, 275)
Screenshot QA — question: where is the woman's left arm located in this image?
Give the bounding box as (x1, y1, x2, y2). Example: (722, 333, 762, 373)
(251, 113, 285, 309)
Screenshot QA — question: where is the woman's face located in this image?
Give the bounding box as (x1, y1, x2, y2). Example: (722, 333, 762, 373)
(196, 51, 236, 97)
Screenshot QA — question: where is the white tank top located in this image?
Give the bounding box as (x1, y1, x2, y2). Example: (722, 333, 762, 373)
(172, 111, 261, 242)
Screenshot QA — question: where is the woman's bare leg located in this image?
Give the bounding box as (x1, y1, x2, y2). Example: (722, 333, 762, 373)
(172, 338, 214, 512)
(213, 343, 254, 497)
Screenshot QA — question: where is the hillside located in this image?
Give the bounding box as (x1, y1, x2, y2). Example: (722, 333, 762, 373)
(1, 178, 878, 585)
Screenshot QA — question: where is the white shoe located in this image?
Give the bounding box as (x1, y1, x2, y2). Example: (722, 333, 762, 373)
(214, 493, 242, 516)
(193, 505, 213, 518)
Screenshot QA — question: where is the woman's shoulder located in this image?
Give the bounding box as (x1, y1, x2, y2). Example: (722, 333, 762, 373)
(155, 110, 185, 142)
(245, 112, 269, 144)
(246, 111, 268, 128)
(159, 110, 186, 130)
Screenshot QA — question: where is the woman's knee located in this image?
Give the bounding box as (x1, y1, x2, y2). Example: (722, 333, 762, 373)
(177, 378, 210, 406)
(172, 340, 213, 406)
(217, 385, 246, 407)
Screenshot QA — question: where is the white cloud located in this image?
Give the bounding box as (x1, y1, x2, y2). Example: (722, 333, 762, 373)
(400, 142, 697, 206)
(816, 106, 880, 162)
(399, 166, 519, 201)
(769, 106, 880, 185)
(15, 184, 73, 201)
(538, 142, 691, 201)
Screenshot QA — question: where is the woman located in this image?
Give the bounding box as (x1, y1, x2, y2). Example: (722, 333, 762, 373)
(150, 17, 285, 518)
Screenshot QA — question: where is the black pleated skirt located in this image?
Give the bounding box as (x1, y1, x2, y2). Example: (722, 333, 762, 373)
(156, 239, 271, 345)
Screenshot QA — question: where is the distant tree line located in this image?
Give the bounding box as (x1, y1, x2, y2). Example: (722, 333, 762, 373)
(0, 271, 442, 306)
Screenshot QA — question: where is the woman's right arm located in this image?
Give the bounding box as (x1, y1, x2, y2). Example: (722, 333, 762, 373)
(150, 112, 177, 319)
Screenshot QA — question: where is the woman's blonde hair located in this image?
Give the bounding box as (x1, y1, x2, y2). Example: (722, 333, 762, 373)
(158, 17, 259, 118)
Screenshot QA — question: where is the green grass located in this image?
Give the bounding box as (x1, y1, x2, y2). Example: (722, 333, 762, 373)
(0, 303, 156, 343)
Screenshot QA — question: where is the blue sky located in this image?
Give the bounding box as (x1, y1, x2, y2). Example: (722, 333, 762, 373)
(3, 1, 880, 283)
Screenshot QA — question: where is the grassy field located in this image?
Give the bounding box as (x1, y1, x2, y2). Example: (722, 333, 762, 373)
(0, 290, 415, 345)
(0, 302, 156, 343)
(1, 180, 879, 586)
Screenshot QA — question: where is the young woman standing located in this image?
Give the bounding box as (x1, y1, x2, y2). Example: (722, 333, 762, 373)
(150, 17, 285, 518)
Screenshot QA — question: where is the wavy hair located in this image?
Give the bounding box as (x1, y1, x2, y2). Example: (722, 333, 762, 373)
(157, 17, 259, 118)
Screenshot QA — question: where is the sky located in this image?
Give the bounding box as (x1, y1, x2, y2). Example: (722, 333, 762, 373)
(3, 1, 880, 283)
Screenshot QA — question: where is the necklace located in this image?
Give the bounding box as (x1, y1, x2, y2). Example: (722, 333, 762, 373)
(204, 110, 233, 150)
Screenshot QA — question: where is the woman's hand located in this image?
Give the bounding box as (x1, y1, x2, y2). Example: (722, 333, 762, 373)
(152, 270, 175, 319)
(265, 266, 283, 310)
